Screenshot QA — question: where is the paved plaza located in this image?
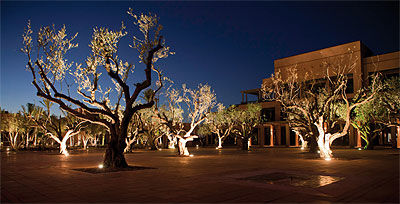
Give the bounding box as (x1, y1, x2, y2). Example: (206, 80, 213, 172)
(1, 147, 399, 203)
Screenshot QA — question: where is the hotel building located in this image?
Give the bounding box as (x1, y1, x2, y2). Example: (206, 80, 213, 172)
(239, 41, 399, 149)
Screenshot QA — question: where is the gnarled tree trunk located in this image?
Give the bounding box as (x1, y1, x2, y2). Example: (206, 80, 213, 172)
(217, 136, 223, 149)
(308, 136, 318, 153)
(315, 121, 332, 159)
(104, 136, 128, 168)
(178, 138, 189, 156)
(103, 127, 128, 168)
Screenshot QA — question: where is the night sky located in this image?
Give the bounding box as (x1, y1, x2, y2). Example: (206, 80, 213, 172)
(1, 1, 399, 114)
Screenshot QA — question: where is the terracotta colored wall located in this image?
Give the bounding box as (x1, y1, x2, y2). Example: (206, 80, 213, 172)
(362, 51, 400, 73)
(273, 41, 363, 92)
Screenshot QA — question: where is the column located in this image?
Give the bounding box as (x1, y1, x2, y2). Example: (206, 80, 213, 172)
(276, 124, 281, 145)
(249, 137, 252, 147)
(295, 132, 299, 147)
(285, 124, 290, 147)
(397, 125, 400, 149)
(270, 124, 274, 147)
(242, 93, 244, 103)
(356, 130, 362, 148)
(349, 125, 355, 147)
(356, 121, 362, 148)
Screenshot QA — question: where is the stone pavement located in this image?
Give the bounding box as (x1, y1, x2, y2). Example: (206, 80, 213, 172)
(1, 147, 399, 203)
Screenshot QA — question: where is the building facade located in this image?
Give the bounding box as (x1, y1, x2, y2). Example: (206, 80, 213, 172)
(239, 41, 400, 148)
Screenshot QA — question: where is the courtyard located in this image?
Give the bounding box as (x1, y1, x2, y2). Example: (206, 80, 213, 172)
(1, 147, 399, 203)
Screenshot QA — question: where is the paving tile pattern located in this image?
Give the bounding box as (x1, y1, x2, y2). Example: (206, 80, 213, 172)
(1, 148, 399, 203)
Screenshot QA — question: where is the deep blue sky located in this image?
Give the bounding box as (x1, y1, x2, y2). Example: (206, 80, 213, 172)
(1, 1, 399, 114)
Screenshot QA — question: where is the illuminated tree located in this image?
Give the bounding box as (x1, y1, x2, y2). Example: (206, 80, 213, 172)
(350, 76, 400, 149)
(157, 84, 217, 155)
(34, 101, 87, 156)
(200, 104, 236, 149)
(232, 104, 261, 151)
(46, 120, 87, 156)
(22, 9, 172, 168)
(0, 112, 24, 150)
(21, 103, 44, 148)
(155, 84, 185, 149)
(263, 53, 382, 159)
(124, 112, 141, 152)
(84, 122, 107, 148)
(137, 89, 165, 150)
(138, 106, 164, 150)
(80, 131, 93, 150)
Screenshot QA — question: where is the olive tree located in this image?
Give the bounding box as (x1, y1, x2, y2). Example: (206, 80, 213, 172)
(155, 84, 185, 149)
(22, 9, 172, 168)
(263, 53, 381, 159)
(0, 112, 24, 150)
(350, 76, 400, 149)
(156, 84, 217, 156)
(232, 104, 261, 151)
(200, 104, 236, 149)
(21, 103, 44, 148)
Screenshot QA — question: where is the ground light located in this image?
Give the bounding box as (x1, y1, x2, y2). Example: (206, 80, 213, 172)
(189, 154, 194, 157)
(325, 157, 332, 161)
(358, 148, 362, 150)
(300, 147, 305, 150)
(98, 164, 104, 169)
